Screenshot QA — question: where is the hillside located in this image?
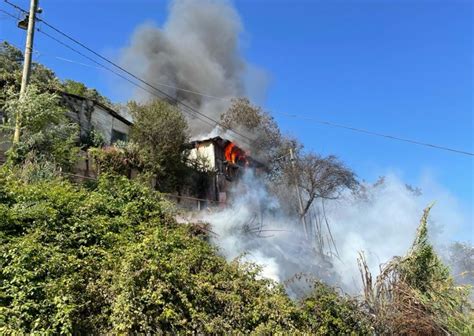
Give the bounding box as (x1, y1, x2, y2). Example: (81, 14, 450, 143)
(0, 168, 372, 334)
(0, 38, 472, 334)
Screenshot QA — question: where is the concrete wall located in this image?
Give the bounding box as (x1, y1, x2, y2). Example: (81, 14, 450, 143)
(91, 106, 113, 144)
(112, 117, 129, 135)
(63, 94, 131, 145)
(188, 141, 216, 169)
(64, 95, 94, 139)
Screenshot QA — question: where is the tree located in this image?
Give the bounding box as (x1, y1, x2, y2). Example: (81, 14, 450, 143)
(273, 151, 357, 218)
(0, 41, 22, 89)
(62, 79, 112, 107)
(220, 98, 282, 161)
(296, 153, 357, 216)
(128, 99, 189, 192)
(220, 97, 356, 219)
(3, 85, 79, 169)
(0, 42, 107, 108)
(0, 42, 61, 99)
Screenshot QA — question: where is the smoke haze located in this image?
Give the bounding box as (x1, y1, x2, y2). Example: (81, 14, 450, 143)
(118, 0, 471, 295)
(119, 0, 266, 137)
(201, 171, 469, 294)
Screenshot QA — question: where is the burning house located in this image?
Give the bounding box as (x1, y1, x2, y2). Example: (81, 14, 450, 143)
(187, 136, 265, 205)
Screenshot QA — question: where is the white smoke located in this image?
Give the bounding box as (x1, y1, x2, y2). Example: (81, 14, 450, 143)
(202, 171, 333, 296)
(117, 0, 471, 295)
(324, 173, 470, 291)
(119, 0, 268, 137)
(202, 171, 470, 294)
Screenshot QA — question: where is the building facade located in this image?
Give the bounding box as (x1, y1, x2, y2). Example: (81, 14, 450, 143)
(60, 92, 132, 145)
(188, 136, 265, 204)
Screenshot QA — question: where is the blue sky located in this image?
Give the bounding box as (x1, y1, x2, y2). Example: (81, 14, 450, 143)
(1, 0, 472, 239)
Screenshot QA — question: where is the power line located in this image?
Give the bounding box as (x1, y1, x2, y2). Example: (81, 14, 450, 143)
(0, 4, 232, 101)
(38, 20, 472, 157)
(37, 28, 252, 143)
(3, 2, 472, 156)
(0, 7, 218, 131)
(0, 10, 217, 131)
(276, 111, 473, 156)
(3, 1, 252, 144)
(35, 27, 218, 131)
(0, 7, 18, 20)
(2, 3, 229, 102)
(1, 4, 229, 102)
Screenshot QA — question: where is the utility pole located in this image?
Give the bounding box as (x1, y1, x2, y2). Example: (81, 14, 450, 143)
(13, 0, 39, 144)
(289, 147, 308, 237)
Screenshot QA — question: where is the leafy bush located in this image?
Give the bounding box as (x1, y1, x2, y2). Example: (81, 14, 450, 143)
(61, 79, 111, 107)
(80, 128, 106, 149)
(0, 42, 62, 103)
(298, 281, 372, 335)
(89, 143, 137, 176)
(0, 169, 372, 334)
(3, 86, 79, 169)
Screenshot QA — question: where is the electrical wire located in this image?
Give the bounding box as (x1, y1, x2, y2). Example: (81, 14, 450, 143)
(276, 111, 473, 156)
(36, 27, 219, 131)
(0, 7, 17, 20)
(3, 2, 230, 101)
(0, 12, 218, 130)
(3, 2, 473, 156)
(0, 8, 219, 132)
(3, 0, 252, 143)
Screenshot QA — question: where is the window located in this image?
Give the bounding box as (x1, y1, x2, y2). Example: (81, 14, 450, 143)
(111, 129, 127, 143)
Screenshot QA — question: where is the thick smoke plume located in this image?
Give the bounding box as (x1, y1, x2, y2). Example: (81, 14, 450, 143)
(119, 0, 471, 296)
(120, 0, 264, 137)
(201, 171, 469, 295)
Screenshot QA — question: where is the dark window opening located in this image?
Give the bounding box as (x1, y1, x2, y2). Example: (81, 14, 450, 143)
(111, 129, 128, 143)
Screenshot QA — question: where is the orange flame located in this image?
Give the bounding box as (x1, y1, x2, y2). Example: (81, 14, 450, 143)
(224, 141, 248, 166)
(225, 142, 235, 162)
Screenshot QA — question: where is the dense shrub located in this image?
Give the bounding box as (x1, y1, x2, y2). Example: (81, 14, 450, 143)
(3, 86, 79, 170)
(89, 141, 146, 176)
(0, 168, 372, 334)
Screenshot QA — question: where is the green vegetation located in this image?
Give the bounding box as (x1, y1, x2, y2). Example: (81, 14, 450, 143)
(359, 205, 474, 335)
(89, 140, 146, 177)
(0, 168, 372, 334)
(0, 42, 61, 103)
(127, 100, 190, 192)
(62, 79, 112, 107)
(0, 41, 108, 109)
(1, 39, 471, 334)
(3, 86, 79, 169)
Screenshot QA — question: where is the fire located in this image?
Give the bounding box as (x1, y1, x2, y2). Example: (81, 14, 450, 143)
(224, 141, 248, 166)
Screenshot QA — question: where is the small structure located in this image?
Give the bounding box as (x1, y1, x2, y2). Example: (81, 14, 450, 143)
(60, 92, 132, 145)
(187, 136, 265, 205)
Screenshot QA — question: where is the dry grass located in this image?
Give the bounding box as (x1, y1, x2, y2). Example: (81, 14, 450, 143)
(358, 205, 473, 335)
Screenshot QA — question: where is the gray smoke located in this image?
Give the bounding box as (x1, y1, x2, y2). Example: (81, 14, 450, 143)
(200, 171, 336, 297)
(120, 0, 265, 137)
(201, 171, 470, 295)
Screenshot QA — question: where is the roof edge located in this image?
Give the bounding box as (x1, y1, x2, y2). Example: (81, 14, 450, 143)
(59, 91, 133, 126)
